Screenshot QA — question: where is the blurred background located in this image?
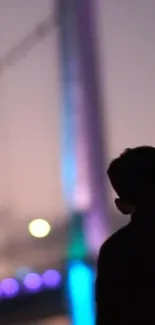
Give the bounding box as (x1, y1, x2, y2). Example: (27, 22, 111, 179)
(0, 0, 155, 323)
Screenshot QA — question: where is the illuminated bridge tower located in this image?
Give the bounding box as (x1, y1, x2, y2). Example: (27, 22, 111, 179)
(57, 0, 109, 258)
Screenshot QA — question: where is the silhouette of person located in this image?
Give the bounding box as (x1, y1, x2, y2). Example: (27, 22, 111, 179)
(96, 146, 155, 324)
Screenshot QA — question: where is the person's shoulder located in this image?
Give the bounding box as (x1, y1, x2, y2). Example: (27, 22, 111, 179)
(99, 223, 130, 262)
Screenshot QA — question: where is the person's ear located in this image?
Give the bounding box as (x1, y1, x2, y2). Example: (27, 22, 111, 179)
(115, 198, 134, 215)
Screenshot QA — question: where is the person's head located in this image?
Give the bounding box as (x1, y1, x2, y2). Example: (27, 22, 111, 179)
(107, 146, 155, 215)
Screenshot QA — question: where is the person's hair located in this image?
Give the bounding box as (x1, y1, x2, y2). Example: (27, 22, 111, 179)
(107, 146, 155, 204)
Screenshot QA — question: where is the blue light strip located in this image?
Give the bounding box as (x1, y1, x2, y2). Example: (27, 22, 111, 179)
(68, 261, 95, 325)
(59, 2, 77, 207)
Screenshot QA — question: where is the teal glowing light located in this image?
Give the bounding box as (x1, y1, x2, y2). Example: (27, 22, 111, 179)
(68, 261, 95, 325)
(67, 212, 88, 259)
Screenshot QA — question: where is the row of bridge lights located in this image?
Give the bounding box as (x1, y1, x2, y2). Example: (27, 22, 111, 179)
(0, 269, 62, 298)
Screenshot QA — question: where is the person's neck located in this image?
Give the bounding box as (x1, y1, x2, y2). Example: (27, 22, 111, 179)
(131, 196, 155, 227)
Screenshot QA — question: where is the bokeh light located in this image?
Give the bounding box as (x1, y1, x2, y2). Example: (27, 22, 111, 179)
(28, 219, 51, 238)
(16, 267, 32, 280)
(0, 286, 3, 298)
(23, 273, 42, 291)
(42, 270, 61, 288)
(1, 278, 20, 297)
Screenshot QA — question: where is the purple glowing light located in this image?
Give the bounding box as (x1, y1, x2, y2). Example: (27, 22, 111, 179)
(0, 286, 3, 297)
(23, 273, 42, 291)
(1, 278, 19, 297)
(84, 209, 109, 255)
(42, 270, 61, 288)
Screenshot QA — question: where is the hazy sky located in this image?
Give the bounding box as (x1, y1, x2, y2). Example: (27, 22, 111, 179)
(0, 0, 155, 239)
(96, 0, 155, 162)
(0, 0, 67, 223)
